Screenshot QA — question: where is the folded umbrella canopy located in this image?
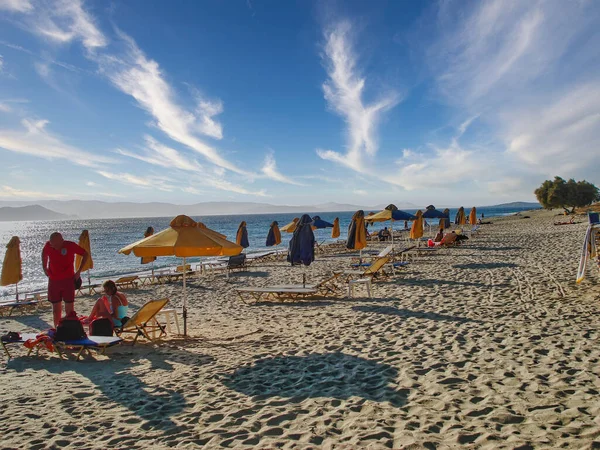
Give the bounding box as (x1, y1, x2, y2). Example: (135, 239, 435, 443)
(1, 236, 22, 300)
(422, 205, 447, 219)
(236, 221, 250, 248)
(76, 230, 94, 288)
(332, 217, 340, 238)
(440, 208, 451, 229)
(347, 210, 367, 250)
(311, 216, 334, 229)
(281, 217, 299, 233)
(455, 207, 466, 225)
(266, 221, 282, 247)
(119, 215, 242, 336)
(410, 210, 424, 240)
(287, 214, 315, 266)
(141, 227, 157, 265)
(469, 207, 477, 225)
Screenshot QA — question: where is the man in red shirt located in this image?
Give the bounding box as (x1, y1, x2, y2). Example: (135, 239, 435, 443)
(42, 232, 89, 327)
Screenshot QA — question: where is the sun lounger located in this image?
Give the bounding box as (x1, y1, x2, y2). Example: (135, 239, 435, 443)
(116, 298, 170, 344)
(236, 273, 342, 303)
(205, 254, 248, 278)
(339, 256, 392, 281)
(2, 333, 122, 360)
(0, 299, 39, 317)
(115, 276, 140, 290)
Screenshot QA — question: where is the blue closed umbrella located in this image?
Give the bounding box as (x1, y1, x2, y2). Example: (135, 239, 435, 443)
(312, 216, 334, 229)
(422, 205, 447, 219)
(287, 214, 315, 266)
(236, 221, 250, 249)
(391, 209, 417, 221)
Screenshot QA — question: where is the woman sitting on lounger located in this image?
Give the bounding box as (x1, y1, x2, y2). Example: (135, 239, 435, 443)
(90, 280, 129, 326)
(434, 227, 444, 242)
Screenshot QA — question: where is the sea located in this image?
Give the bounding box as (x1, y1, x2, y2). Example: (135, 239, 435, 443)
(0, 206, 536, 299)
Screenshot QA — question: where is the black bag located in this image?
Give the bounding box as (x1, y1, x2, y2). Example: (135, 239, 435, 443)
(55, 313, 87, 341)
(74, 276, 83, 290)
(89, 318, 113, 336)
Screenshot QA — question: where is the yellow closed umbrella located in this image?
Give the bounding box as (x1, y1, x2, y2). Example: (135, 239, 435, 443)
(281, 217, 299, 233)
(332, 218, 340, 238)
(410, 210, 424, 240)
(1, 236, 22, 300)
(119, 215, 242, 335)
(455, 207, 466, 225)
(347, 210, 367, 251)
(469, 207, 477, 225)
(76, 230, 94, 289)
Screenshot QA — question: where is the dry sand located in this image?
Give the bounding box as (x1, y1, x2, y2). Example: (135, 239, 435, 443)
(1, 209, 600, 449)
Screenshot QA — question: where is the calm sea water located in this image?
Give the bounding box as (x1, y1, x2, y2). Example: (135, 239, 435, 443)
(0, 207, 535, 298)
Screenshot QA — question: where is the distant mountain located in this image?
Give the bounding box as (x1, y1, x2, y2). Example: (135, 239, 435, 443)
(0, 200, 382, 219)
(483, 201, 541, 209)
(0, 205, 70, 222)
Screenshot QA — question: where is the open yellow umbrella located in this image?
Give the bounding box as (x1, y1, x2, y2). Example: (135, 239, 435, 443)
(1, 236, 22, 300)
(281, 217, 299, 233)
(332, 217, 340, 239)
(410, 210, 424, 240)
(469, 207, 477, 225)
(119, 215, 242, 335)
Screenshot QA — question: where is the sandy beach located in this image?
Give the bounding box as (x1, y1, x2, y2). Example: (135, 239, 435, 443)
(1, 209, 600, 449)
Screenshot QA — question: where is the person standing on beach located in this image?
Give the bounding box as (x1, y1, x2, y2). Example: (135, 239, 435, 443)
(42, 232, 88, 327)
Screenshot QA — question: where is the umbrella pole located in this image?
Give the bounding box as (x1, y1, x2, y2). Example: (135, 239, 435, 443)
(15, 283, 18, 302)
(391, 220, 394, 251)
(87, 269, 91, 290)
(183, 256, 188, 337)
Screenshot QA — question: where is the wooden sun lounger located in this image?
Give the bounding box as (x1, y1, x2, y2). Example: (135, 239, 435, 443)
(115, 276, 140, 290)
(0, 300, 40, 317)
(236, 286, 319, 303)
(116, 298, 170, 344)
(2, 333, 122, 360)
(339, 256, 392, 281)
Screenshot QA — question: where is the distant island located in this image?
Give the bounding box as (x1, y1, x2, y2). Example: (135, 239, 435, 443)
(0, 205, 71, 222)
(0, 199, 540, 221)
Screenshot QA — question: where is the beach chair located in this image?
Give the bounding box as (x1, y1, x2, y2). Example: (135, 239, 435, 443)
(2, 333, 122, 360)
(0, 299, 39, 317)
(116, 298, 170, 344)
(339, 256, 392, 281)
(351, 245, 393, 266)
(236, 273, 343, 304)
(115, 276, 140, 290)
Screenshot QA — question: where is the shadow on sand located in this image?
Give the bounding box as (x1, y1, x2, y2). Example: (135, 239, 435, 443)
(353, 305, 483, 323)
(223, 352, 408, 407)
(8, 346, 214, 431)
(453, 262, 518, 270)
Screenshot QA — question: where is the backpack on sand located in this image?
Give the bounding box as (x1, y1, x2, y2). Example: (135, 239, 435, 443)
(89, 318, 113, 337)
(55, 312, 87, 341)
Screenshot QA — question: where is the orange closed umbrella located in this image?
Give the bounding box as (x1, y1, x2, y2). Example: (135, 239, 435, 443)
(347, 210, 367, 250)
(266, 221, 282, 246)
(332, 218, 340, 238)
(76, 230, 93, 272)
(281, 217, 299, 233)
(469, 207, 477, 225)
(410, 210, 424, 240)
(1, 236, 22, 300)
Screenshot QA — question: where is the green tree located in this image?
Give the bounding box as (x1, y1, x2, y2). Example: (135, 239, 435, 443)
(535, 177, 599, 212)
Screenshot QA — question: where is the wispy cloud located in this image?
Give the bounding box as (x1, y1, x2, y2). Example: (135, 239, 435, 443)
(0, 118, 113, 167)
(317, 21, 400, 171)
(0, 0, 33, 13)
(260, 152, 304, 185)
(0, 184, 65, 199)
(96, 170, 175, 191)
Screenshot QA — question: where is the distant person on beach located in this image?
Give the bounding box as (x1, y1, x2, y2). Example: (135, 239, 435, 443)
(404, 221, 408, 230)
(42, 232, 88, 327)
(89, 280, 129, 327)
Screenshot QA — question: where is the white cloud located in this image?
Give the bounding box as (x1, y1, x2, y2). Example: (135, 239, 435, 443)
(0, 55, 3, 72)
(0, 103, 10, 113)
(26, 0, 107, 51)
(0, 185, 65, 199)
(95, 30, 243, 174)
(0, 0, 33, 13)
(317, 21, 400, 171)
(260, 152, 304, 185)
(85, 181, 98, 187)
(0, 118, 113, 167)
(181, 186, 203, 195)
(353, 189, 367, 196)
(96, 170, 175, 192)
(116, 136, 204, 173)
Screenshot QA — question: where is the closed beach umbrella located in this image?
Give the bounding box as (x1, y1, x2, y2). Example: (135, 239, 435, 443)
(410, 210, 424, 240)
(281, 217, 299, 233)
(347, 210, 367, 250)
(469, 207, 477, 225)
(76, 230, 94, 288)
(455, 207, 466, 225)
(287, 214, 315, 266)
(141, 227, 157, 265)
(266, 221, 282, 247)
(236, 221, 250, 248)
(119, 215, 242, 336)
(422, 205, 447, 219)
(332, 217, 340, 238)
(311, 216, 334, 229)
(1, 236, 22, 300)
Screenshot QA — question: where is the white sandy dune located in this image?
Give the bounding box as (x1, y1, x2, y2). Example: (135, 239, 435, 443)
(1, 209, 600, 449)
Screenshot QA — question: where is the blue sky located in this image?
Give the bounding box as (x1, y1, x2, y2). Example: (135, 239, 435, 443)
(0, 0, 599, 207)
